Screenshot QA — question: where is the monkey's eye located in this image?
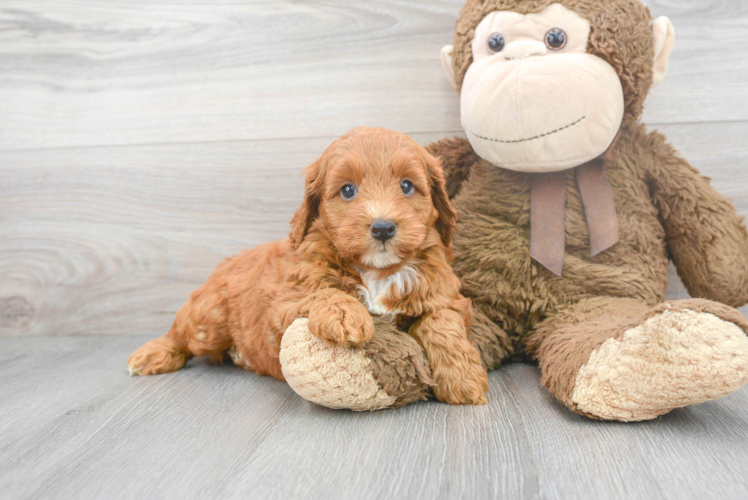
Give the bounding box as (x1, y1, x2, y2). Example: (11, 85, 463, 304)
(545, 28, 567, 50)
(487, 33, 505, 53)
(340, 183, 357, 200)
(400, 179, 415, 196)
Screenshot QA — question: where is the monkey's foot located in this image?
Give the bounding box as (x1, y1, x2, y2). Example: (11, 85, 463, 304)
(572, 303, 748, 421)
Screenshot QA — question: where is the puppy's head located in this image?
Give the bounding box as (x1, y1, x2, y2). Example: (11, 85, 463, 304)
(289, 127, 456, 270)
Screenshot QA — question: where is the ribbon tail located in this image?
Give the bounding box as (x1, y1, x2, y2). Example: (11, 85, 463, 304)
(576, 160, 619, 256)
(530, 171, 567, 276)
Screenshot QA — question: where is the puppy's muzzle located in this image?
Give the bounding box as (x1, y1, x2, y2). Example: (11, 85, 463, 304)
(371, 219, 396, 243)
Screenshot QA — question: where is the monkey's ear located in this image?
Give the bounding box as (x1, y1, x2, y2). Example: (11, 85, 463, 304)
(289, 158, 324, 249)
(425, 152, 457, 247)
(652, 17, 675, 88)
(441, 45, 457, 90)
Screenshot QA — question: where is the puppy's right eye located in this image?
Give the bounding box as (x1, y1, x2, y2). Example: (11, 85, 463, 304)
(340, 183, 357, 200)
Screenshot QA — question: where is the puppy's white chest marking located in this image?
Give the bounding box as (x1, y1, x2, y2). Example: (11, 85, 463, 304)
(357, 266, 418, 320)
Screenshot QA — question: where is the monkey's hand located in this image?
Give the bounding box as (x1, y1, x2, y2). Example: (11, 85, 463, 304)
(646, 130, 748, 307)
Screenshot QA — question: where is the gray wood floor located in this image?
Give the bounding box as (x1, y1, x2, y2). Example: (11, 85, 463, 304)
(1, 1, 747, 499)
(2, 336, 748, 500)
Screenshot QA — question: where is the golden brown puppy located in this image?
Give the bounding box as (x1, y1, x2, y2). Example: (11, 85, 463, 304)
(128, 127, 488, 405)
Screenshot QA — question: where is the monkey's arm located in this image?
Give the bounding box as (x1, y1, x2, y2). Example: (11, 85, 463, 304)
(426, 137, 480, 199)
(645, 131, 748, 307)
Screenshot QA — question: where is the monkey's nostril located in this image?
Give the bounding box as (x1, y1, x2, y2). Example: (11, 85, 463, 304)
(371, 219, 396, 243)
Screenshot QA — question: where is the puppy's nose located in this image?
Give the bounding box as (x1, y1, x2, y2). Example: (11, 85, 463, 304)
(370, 219, 396, 242)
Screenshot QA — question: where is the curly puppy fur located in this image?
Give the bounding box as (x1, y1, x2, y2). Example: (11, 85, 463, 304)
(128, 127, 488, 406)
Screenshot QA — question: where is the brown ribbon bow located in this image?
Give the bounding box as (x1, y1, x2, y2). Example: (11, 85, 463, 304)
(529, 135, 620, 276)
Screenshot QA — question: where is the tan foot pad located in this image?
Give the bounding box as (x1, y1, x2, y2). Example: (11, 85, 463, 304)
(572, 309, 748, 421)
(279, 318, 397, 411)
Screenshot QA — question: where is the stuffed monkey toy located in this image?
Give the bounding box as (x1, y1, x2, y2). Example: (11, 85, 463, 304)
(279, 0, 748, 421)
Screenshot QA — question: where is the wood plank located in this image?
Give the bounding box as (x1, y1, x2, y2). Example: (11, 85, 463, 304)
(1, 0, 746, 151)
(0, 137, 316, 336)
(1, 123, 746, 336)
(1, 335, 747, 500)
(642, 0, 748, 125)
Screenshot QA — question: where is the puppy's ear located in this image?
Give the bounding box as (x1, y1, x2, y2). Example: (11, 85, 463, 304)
(289, 157, 325, 249)
(425, 152, 457, 247)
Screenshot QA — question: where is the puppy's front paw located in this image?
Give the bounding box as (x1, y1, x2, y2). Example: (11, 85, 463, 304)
(432, 358, 489, 406)
(308, 297, 374, 346)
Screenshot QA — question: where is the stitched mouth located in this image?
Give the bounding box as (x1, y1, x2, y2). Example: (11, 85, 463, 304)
(470, 116, 586, 144)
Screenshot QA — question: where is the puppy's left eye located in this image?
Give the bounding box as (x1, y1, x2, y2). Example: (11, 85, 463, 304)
(400, 179, 415, 196)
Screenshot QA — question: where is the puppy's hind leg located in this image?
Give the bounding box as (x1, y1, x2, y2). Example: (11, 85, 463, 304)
(128, 284, 231, 376)
(128, 336, 188, 376)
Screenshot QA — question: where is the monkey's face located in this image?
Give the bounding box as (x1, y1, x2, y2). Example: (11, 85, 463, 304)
(453, 4, 625, 172)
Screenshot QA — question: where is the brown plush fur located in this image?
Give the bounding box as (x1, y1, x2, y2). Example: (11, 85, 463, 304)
(421, 0, 748, 412)
(363, 319, 434, 408)
(526, 297, 652, 415)
(128, 127, 488, 405)
(431, 125, 748, 333)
